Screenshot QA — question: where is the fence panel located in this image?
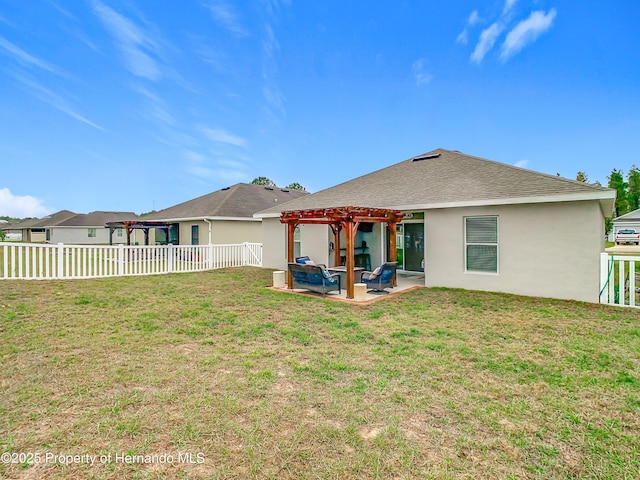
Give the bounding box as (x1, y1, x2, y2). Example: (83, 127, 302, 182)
(600, 252, 640, 308)
(0, 242, 262, 280)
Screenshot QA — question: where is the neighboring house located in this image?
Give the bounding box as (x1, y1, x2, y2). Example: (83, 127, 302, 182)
(611, 208, 640, 240)
(5, 210, 77, 243)
(0, 220, 23, 241)
(47, 211, 139, 244)
(143, 183, 309, 245)
(256, 148, 616, 303)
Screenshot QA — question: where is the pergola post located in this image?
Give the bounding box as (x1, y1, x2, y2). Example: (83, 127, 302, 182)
(286, 221, 298, 288)
(344, 220, 360, 299)
(388, 221, 398, 286)
(279, 207, 404, 299)
(330, 224, 342, 267)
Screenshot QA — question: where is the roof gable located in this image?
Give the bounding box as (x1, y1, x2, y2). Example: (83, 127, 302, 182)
(56, 211, 139, 227)
(613, 208, 640, 222)
(257, 149, 615, 216)
(145, 183, 309, 221)
(30, 210, 77, 228)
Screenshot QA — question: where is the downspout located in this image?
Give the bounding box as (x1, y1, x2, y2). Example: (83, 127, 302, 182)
(203, 218, 212, 244)
(203, 218, 213, 270)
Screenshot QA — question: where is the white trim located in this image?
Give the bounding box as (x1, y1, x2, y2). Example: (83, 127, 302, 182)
(254, 212, 281, 219)
(255, 191, 615, 218)
(464, 215, 499, 274)
(388, 191, 615, 211)
(148, 216, 260, 223)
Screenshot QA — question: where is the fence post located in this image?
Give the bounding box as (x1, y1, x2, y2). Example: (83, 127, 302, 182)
(208, 243, 214, 270)
(599, 252, 610, 305)
(2, 244, 7, 279)
(242, 242, 248, 266)
(118, 244, 125, 276)
(168, 244, 174, 273)
(57, 243, 64, 279)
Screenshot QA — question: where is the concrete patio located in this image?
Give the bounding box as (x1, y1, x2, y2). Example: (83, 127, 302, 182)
(271, 271, 425, 304)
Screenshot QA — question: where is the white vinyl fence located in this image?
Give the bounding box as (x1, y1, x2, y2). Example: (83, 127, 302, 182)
(600, 252, 640, 308)
(0, 242, 262, 280)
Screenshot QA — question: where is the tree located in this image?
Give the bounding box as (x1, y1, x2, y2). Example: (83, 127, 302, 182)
(607, 168, 629, 218)
(0, 229, 5, 241)
(576, 171, 588, 182)
(627, 165, 640, 211)
(251, 177, 276, 187)
(285, 182, 306, 191)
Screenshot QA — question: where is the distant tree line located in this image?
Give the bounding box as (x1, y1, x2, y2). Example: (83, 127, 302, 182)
(577, 167, 640, 232)
(251, 177, 306, 191)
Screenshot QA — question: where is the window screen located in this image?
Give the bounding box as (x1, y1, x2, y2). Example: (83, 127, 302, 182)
(465, 216, 498, 273)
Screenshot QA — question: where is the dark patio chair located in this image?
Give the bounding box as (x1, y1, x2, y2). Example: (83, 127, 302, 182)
(360, 262, 397, 293)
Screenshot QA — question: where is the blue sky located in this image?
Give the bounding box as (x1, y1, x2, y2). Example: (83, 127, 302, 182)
(1, 1, 639, 217)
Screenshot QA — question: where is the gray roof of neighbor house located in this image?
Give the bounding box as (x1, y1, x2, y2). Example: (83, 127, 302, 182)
(256, 148, 616, 217)
(612, 208, 640, 222)
(1, 217, 40, 230)
(144, 183, 309, 222)
(27, 210, 77, 228)
(55, 211, 139, 227)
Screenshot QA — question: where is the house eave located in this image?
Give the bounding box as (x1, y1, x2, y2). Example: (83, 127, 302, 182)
(388, 192, 615, 211)
(256, 191, 616, 219)
(146, 216, 260, 223)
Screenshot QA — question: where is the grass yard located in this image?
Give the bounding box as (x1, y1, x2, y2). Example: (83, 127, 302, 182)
(1, 267, 639, 479)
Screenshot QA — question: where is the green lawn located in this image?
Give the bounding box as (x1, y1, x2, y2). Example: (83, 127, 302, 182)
(1, 268, 639, 479)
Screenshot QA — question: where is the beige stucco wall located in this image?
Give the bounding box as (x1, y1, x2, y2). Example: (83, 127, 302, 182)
(177, 220, 262, 245)
(262, 217, 288, 270)
(424, 200, 605, 302)
(48, 227, 134, 245)
(261, 219, 331, 269)
(262, 200, 606, 302)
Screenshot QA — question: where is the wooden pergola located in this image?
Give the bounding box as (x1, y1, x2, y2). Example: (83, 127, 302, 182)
(280, 206, 404, 299)
(105, 220, 173, 246)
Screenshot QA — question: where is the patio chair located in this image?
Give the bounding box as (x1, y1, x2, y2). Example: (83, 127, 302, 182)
(360, 262, 397, 293)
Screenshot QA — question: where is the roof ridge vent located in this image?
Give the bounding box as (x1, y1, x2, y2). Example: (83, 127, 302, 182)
(413, 153, 441, 162)
(264, 186, 274, 190)
(221, 186, 230, 190)
(280, 188, 289, 192)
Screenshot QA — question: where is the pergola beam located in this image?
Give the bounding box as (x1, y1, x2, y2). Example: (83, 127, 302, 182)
(280, 206, 404, 299)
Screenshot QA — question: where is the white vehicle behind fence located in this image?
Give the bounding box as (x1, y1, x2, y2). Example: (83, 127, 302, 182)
(615, 229, 640, 245)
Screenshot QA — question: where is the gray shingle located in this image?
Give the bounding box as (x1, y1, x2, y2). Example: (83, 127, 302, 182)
(257, 148, 614, 215)
(144, 183, 309, 221)
(56, 211, 139, 227)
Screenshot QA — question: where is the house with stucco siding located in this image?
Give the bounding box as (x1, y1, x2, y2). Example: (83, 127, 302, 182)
(256, 148, 615, 303)
(143, 183, 308, 245)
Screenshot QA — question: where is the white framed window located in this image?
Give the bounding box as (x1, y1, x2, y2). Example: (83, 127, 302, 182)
(465, 216, 498, 273)
(116, 228, 123, 238)
(88, 228, 96, 238)
(294, 226, 301, 258)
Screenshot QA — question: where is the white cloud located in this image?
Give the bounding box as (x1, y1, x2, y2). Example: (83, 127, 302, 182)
(199, 127, 247, 147)
(204, 0, 249, 37)
(0, 36, 63, 75)
(0, 188, 54, 218)
(503, 0, 518, 15)
(92, 0, 161, 80)
(514, 159, 529, 168)
(412, 58, 432, 86)
(456, 10, 480, 45)
(501, 9, 557, 61)
(12, 74, 104, 130)
(471, 22, 504, 64)
(186, 165, 246, 183)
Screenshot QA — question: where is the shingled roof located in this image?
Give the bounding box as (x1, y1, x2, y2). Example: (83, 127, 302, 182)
(612, 208, 640, 222)
(28, 210, 77, 228)
(256, 148, 615, 217)
(144, 183, 309, 222)
(56, 211, 139, 227)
